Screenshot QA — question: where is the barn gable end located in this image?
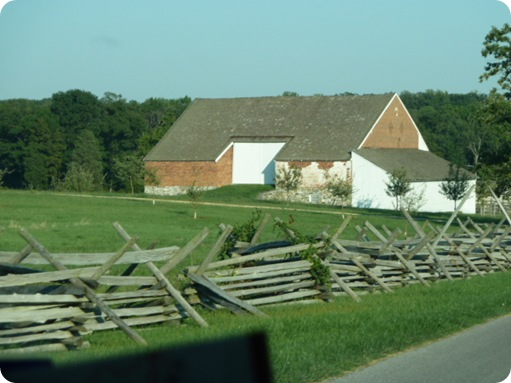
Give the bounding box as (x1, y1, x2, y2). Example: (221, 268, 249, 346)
(359, 94, 428, 151)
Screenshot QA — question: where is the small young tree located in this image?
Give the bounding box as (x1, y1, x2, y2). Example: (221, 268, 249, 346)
(187, 181, 204, 219)
(275, 165, 302, 203)
(402, 186, 427, 213)
(385, 168, 412, 210)
(325, 174, 353, 207)
(440, 164, 470, 210)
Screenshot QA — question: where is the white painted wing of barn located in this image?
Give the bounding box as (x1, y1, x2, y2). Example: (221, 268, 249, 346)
(232, 142, 286, 184)
(352, 152, 477, 213)
(352, 152, 390, 210)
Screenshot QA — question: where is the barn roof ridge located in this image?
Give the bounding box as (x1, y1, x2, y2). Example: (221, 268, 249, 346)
(144, 93, 397, 162)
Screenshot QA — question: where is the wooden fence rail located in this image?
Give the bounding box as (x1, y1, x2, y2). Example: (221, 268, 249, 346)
(2, 198, 511, 352)
(0, 224, 210, 352)
(184, 210, 511, 311)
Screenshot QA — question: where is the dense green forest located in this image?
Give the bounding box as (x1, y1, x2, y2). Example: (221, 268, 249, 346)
(0, 90, 191, 192)
(0, 88, 510, 196)
(402, 90, 511, 198)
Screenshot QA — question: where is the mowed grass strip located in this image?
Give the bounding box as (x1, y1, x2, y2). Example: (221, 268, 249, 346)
(0, 188, 408, 254)
(46, 273, 511, 383)
(2, 189, 511, 383)
(0, 186, 452, 252)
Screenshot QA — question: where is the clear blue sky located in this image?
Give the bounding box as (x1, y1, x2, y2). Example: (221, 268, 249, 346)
(0, 0, 508, 102)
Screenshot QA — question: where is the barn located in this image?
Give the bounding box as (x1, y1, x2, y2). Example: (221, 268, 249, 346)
(144, 93, 476, 213)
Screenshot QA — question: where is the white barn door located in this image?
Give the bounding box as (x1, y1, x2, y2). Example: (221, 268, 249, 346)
(232, 142, 285, 184)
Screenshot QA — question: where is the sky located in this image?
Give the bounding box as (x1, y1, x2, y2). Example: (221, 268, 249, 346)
(0, 0, 509, 102)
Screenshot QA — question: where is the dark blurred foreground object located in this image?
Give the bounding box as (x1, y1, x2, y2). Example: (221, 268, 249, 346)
(0, 332, 272, 383)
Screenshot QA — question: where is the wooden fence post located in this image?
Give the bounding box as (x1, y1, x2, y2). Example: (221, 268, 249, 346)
(159, 228, 209, 275)
(112, 223, 209, 328)
(147, 263, 209, 328)
(489, 187, 511, 226)
(330, 216, 353, 242)
(431, 184, 476, 247)
(350, 257, 393, 293)
(91, 236, 138, 280)
(249, 213, 271, 246)
(490, 226, 511, 252)
(432, 229, 485, 277)
(18, 228, 148, 346)
(328, 268, 361, 302)
(401, 209, 454, 281)
(197, 225, 233, 275)
(9, 245, 32, 265)
(403, 231, 436, 261)
(187, 272, 268, 317)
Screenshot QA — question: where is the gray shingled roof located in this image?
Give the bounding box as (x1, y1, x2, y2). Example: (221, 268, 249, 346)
(354, 148, 476, 181)
(144, 94, 395, 162)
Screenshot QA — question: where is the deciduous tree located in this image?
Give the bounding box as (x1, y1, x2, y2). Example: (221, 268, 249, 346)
(385, 168, 411, 210)
(112, 153, 145, 194)
(480, 23, 511, 99)
(70, 129, 104, 190)
(440, 164, 470, 210)
(276, 165, 302, 203)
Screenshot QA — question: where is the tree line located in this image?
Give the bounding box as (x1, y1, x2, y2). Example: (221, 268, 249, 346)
(392, 89, 511, 200)
(0, 90, 191, 192)
(2, 22, 511, 197)
(0, 88, 508, 197)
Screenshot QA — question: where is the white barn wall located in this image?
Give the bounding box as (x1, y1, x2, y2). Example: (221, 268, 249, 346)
(352, 153, 390, 209)
(413, 180, 476, 214)
(463, 180, 477, 214)
(404, 182, 451, 213)
(352, 153, 477, 213)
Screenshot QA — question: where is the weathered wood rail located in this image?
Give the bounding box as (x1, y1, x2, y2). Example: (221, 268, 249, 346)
(2, 189, 511, 352)
(184, 207, 511, 313)
(0, 223, 210, 352)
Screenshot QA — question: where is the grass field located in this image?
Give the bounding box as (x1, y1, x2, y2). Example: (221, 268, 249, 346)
(1, 187, 511, 383)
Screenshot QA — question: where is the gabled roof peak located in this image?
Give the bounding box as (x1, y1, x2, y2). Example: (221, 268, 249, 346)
(145, 93, 398, 162)
(193, 92, 396, 102)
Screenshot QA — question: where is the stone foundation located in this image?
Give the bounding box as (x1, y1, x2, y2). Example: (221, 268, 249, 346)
(258, 187, 351, 207)
(144, 185, 216, 196)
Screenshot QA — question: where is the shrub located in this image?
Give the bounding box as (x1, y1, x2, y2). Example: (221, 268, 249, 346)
(54, 162, 95, 192)
(325, 174, 353, 207)
(276, 166, 302, 203)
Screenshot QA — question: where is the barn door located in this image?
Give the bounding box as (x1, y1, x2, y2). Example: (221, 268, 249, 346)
(232, 142, 285, 184)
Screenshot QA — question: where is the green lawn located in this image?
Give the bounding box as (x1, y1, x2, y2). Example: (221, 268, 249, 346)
(1, 188, 510, 383)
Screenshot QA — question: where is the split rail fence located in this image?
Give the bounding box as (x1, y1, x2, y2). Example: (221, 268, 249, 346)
(184, 211, 511, 312)
(2, 189, 511, 351)
(0, 223, 209, 352)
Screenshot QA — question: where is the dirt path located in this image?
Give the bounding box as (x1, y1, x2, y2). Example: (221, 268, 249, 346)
(55, 192, 359, 217)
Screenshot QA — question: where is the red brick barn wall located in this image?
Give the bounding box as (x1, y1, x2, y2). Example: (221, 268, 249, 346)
(361, 96, 419, 149)
(145, 146, 233, 193)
